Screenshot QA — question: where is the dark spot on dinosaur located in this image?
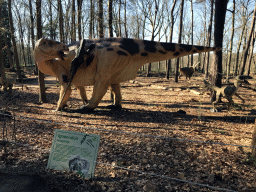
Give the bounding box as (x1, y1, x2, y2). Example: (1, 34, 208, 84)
(98, 38, 116, 43)
(107, 48, 114, 51)
(85, 44, 96, 67)
(117, 50, 128, 56)
(85, 40, 94, 44)
(119, 38, 139, 55)
(141, 52, 148, 57)
(62, 75, 68, 83)
(179, 44, 193, 52)
(86, 54, 94, 67)
(103, 43, 111, 47)
(179, 48, 184, 52)
(143, 40, 156, 53)
(158, 50, 166, 54)
(174, 52, 180, 56)
(195, 46, 204, 51)
(161, 42, 176, 52)
(192, 50, 197, 53)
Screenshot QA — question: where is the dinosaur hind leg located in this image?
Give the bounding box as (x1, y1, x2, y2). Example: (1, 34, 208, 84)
(107, 83, 122, 110)
(76, 85, 88, 105)
(72, 80, 110, 113)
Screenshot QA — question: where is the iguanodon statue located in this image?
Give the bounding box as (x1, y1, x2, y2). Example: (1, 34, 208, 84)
(34, 37, 221, 113)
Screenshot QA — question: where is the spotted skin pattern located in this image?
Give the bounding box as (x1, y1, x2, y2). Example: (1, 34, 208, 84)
(59, 37, 221, 113)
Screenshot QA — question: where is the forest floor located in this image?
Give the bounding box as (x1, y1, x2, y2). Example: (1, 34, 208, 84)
(0, 72, 256, 192)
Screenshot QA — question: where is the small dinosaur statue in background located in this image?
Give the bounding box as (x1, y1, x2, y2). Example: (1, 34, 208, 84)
(179, 61, 200, 80)
(203, 75, 252, 111)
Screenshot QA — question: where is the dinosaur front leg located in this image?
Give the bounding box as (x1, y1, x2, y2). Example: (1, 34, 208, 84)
(107, 83, 122, 110)
(212, 94, 221, 111)
(56, 84, 72, 111)
(76, 85, 88, 105)
(72, 80, 110, 114)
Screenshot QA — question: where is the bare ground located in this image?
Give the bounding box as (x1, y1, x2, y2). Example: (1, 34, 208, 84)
(0, 72, 256, 192)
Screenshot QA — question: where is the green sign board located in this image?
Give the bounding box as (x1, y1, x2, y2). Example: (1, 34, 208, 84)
(47, 129, 100, 179)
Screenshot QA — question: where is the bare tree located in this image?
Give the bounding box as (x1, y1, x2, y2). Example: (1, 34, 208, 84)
(226, 0, 235, 83)
(245, 31, 256, 75)
(58, 0, 64, 42)
(234, 5, 247, 76)
(77, 0, 83, 40)
(239, 3, 256, 75)
(71, 0, 76, 42)
(29, 0, 35, 48)
(166, 0, 177, 80)
(89, 0, 94, 39)
(204, 0, 214, 79)
(0, 2, 5, 87)
(108, 0, 113, 37)
(210, 0, 228, 103)
(98, 0, 104, 38)
(175, 0, 184, 83)
(36, 0, 47, 103)
(147, 0, 159, 77)
(190, 0, 194, 67)
(8, 0, 22, 79)
(14, 3, 27, 66)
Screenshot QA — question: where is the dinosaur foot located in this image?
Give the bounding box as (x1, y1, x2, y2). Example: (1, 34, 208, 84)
(55, 104, 68, 112)
(106, 104, 122, 110)
(71, 105, 95, 114)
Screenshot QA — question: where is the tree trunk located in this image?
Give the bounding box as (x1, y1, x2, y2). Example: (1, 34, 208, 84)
(36, 0, 47, 103)
(234, 6, 246, 76)
(204, 0, 214, 79)
(226, 0, 235, 82)
(147, 0, 158, 77)
(15, 6, 27, 67)
(108, 0, 113, 37)
(29, 0, 35, 48)
(124, 0, 128, 38)
(210, 0, 228, 103)
(71, 0, 76, 42)
(89, 0, 94, 39)
(0, 4, 5, 87)
(166, 0, 177, 80)
(239, 3, 256, 75)
(58, 0, 64, 42)
(118, 0, 122, 37)
(190, 0, 193, 67)
(175, 0, 184, 83)
(8, 0, 22, 80)
(245, 31, 255, 76)
(98, 0, 104, 38)
(77, 0, 83, 40)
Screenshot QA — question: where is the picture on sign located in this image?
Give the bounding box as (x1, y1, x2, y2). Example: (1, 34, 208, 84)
(47, 129, 100, 179)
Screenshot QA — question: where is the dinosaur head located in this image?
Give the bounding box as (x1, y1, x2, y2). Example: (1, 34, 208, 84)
(236, 75, 253, 85)
(34, 38, 69, 61)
